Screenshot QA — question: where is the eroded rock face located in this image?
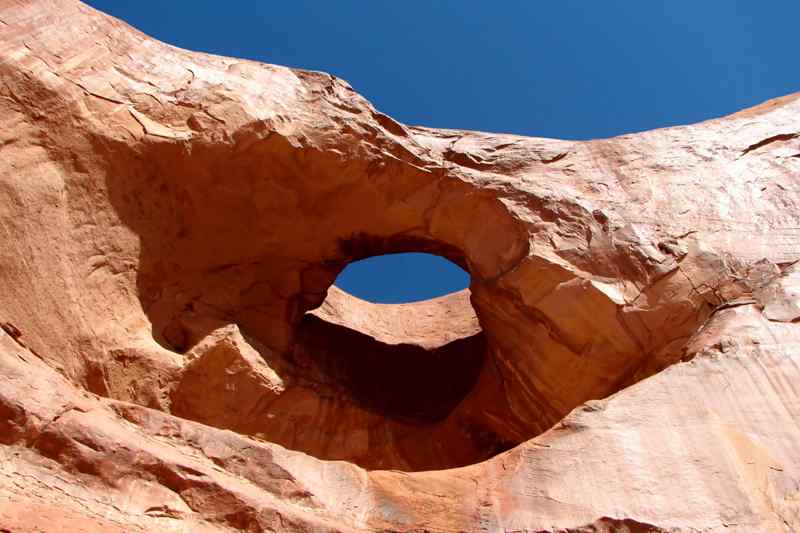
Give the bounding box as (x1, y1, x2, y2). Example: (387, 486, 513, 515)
(1, 0, 800, 531)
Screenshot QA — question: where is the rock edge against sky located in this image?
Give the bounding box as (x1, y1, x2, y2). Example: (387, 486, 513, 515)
(1, 0, 799, 531)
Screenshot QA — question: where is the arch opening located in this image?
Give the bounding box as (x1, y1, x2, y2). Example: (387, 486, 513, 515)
(170, 243, 531, 472)
(164, 233, 710, 473)
(333, 252, 470, 304)
(284, 251, 514, 470)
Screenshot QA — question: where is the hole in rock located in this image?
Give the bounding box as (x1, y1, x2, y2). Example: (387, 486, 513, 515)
(171, 250, 525, 472)
(300, 253, 478, 425)
(168, 240, 698, 473)
(285, 252, 514, 471)
(333, 252, 470, 303)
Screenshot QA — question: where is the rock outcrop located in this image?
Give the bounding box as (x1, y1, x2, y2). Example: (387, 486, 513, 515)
(1, 0, 799, 531)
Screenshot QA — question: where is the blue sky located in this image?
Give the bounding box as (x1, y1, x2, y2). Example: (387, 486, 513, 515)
(86, 1, 800, 303)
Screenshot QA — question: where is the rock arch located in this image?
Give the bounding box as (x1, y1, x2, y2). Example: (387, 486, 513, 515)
(2, 1, 799, 530)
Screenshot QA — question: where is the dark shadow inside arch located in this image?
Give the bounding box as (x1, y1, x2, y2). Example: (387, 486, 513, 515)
(294, 314, 486, 424)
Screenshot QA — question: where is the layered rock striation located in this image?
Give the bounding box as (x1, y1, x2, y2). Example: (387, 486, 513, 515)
(1, 0, 800, 531)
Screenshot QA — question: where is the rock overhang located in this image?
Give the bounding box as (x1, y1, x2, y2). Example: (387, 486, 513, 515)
(1, 0, 799, 530)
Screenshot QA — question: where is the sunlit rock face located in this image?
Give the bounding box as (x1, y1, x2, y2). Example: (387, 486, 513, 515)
(1, 0, 800, 531)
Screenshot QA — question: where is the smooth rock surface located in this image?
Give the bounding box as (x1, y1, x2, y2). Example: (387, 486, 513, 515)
(1, 0, 799, 531)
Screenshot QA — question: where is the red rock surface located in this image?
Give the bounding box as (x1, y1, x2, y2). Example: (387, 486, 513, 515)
(1, 0, 800, 531)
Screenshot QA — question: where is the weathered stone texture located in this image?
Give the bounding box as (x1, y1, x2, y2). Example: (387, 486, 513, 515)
(1, 0, 800, 531)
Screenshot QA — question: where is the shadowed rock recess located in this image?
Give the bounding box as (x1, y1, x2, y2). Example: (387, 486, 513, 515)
(1, 1, 800, 531)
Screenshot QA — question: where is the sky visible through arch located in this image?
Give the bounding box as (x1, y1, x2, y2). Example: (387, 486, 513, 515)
(86, 1, 800, 303)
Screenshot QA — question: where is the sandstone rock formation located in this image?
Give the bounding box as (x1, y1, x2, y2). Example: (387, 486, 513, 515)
(1, 0, 800, 531)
